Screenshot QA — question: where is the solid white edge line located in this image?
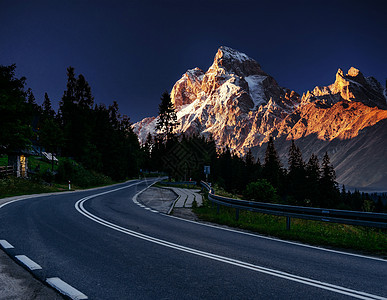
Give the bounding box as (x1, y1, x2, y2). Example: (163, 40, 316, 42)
(76, 198, 385, 300)
(0, 239, 14, 249)
(75, 188, 386, 300)
(0, 179, 139, 211)
(132, 186, 386, 262)
(46, 277, 88, 300)
(15, 255, 42, 270)
(162, 214, 387, 263)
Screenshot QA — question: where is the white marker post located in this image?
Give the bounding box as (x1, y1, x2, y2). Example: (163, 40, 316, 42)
(68, 180, 71, 190)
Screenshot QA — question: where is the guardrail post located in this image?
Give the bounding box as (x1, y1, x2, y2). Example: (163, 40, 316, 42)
(286, 216, 291, 230)
(235, 208, 239, 221)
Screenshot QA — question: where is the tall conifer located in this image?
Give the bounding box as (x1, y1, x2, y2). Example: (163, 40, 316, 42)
(156, 92, 179, 142)
(263, 136, 282, 189)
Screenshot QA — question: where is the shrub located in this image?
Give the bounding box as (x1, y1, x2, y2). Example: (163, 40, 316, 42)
(244, 179, 278, 203)
(56, 158, 113, 188)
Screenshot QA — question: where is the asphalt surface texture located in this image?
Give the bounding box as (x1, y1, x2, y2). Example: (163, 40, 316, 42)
(137, 186, 177, 213)
(0, 178, 386, 299)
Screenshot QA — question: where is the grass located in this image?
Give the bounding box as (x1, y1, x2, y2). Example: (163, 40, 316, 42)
(28, 156, 59, 173)
(0, 177, 70, 198)
(0, 155, 117, 198)
(0, 154, 60, 173)
(212, 184, 243, 199)
(0, 155, 8, 166)
(194, 196, 387, 257)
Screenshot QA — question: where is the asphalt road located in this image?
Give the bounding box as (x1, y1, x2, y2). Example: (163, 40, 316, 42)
(0, 178, 386, 299)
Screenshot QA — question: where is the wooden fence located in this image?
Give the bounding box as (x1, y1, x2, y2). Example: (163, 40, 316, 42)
(0, 166, 14, 177)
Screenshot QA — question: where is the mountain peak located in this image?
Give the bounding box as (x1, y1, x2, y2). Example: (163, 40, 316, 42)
(305, 67, 387, 108)
(347, 67, 361, 77)
(210, 46, 266, 77)
(216, 46, 251, 63)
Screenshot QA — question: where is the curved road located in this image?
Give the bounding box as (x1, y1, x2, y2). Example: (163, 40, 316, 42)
(0, 179, 386, 299)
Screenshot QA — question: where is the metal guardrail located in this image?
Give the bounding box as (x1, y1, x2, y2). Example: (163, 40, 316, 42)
(200, 181, 387, 230)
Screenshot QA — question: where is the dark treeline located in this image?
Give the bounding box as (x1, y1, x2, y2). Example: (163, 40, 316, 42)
(145, 93, 386, 213)
(1, 64, 142, 184)
(57, 67, 141, 180)
(2, 64, 386, 211)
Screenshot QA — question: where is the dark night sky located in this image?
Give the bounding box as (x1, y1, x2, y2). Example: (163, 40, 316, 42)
(1, 0, 386, 122)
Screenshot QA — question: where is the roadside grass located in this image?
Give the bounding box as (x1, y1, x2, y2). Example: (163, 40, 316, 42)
(193, 197, 387, 257)
(0, 177, 69, 198)
(212, 184, 243, 199)
(0, 155, 117, 198)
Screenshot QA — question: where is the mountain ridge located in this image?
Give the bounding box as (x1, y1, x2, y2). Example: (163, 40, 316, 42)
(133, 46, 387, 190)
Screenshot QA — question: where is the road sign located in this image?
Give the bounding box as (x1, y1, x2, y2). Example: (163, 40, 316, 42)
(204, 166, 210, 175)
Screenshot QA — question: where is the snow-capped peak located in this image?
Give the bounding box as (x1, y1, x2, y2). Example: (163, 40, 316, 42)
(217, 46, 251, 63)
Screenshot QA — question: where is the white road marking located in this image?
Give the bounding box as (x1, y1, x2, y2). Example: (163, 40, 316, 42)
(163, 214, 387, 263)
(0, 179, 139, 210)
(15, 255, 42, 270)
(46, 277, 88, 300)
(75, 189, 387, 300)
(136, 184, 386, 263)
(0, 239, 14, 249)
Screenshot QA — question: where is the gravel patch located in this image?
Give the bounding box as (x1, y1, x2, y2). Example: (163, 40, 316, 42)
(0, 250, 64, 299)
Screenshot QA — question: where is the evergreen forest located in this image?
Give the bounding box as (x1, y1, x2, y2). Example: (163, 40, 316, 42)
(1, 64, 386, 212)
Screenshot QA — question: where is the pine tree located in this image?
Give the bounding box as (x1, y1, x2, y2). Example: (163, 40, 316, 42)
(288, 140, 304, 173)
(26, 88, 42, 117)
(320, 152, 338, 208)
(145, 133, 153, 153)
(75, 74, 94, 109)
(245, 148, 254, 167)
(156, 92, 179, 142)
(287, 140, 306, 205)
(59, 67, 95, 162)
(263, 136, 283, 190)
(42, 92, 55, 119)
(0, 64, 31, 153)
(245, 148, 260, 185)
(305, 153, 321, 206)
(27, 88, 36, 105)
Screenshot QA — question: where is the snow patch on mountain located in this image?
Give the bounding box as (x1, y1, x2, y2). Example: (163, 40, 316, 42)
(220, 46, 250, 62)
(245, 75, 267, 108)
(132, 116, 157, 142)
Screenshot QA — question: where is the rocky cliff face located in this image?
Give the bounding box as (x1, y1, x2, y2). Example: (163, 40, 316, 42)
(133, 46, 387, 190)
(301, 67, 387, 109)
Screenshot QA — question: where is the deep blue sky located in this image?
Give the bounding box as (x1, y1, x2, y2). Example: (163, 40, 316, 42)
(1, 0, 386, 122)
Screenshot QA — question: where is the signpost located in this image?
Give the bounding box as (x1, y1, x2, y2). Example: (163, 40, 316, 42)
(204, 165, 210, 182)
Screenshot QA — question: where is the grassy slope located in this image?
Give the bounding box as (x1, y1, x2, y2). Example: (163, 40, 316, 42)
(0, 155, 115, 198)
(0, 177, 69, 198)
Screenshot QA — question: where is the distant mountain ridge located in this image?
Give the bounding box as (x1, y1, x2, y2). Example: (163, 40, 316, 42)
(133, 46, 387, 190)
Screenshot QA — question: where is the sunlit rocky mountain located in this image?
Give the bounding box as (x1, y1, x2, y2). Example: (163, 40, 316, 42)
(133, 46, 387, 190)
